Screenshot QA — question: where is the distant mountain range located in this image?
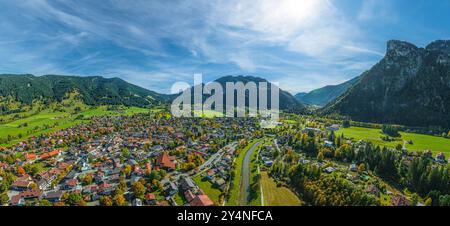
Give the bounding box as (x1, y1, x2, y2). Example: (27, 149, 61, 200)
(321, 40, 450, 128)
(0, 74, 305, 113)
(295, 76, 360, 106)
(214, 76, 304, 112)
(0, 74, 169, 109)
(182, 75, 305, 113)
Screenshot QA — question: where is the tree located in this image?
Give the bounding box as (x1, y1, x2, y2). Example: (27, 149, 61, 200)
(122, 148, 131, 158)
(342, 120, 350, 128)
(0, 193, 9, 205)
(38, 199, 53, 206)
(439, 195, 450, 206)
(113, 191, 126, 206)
(76, 199, 87, 206)
(132, 181, 146, 199)
(122, 164, 132, 177)
(118, 177, 127, 191)
(160, 169, 167, 178)
(65, 192, 83, 206)
(17, 166, 26, 175)
(100, 196, 113, 206)
(410, 193, 419, 206)
(358, 163, 366, 173)
(82, 174, 93, 185)
(424, 197, 432, 206)
(317, 152, 324, 162)
(381, 125, 400, 137)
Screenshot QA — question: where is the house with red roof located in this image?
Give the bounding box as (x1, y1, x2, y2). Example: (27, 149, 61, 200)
(20, 189, 43, 200)
(189, 194, 214, 206)
(156, 152, 176, 171)
(9, 195, 25, 206)
(11, 175, 33, 191)
(11, 180, 32, 191)
(63, 179, 78, 190)
(25, 153, 38, 163)
(145, 193, 157, 205)
(39, 150, 61, 160)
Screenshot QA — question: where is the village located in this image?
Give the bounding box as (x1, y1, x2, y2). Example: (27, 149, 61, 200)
(1, 111, 449, 207)
(0, 114, 259, 206)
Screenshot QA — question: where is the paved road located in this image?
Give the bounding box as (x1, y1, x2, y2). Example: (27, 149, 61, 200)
(171, 142, 237, 182)
(239, 140, 263, 206)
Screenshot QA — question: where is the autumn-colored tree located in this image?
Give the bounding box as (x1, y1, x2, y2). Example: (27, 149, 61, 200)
(118, 177, 127, 191)
(100, 196, 113, 206)
(77, 199, 87, 206)
(317, 152, 324, 162)
(132, 181, 146, 199)
(122, 164, 132, 177)
(82, 174, 93, 185)
(17, 166, 26, 175)
(30, 183, 38, 189)
(113, 193, 126, 206)
(54, 201, 66, 206)
(424, 197, 432, 206)
(358, 163, 366, 173)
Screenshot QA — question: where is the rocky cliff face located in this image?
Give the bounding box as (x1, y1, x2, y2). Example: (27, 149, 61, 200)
(321, 40, 450, 128)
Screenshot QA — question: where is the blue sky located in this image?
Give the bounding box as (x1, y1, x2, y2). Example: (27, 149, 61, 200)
(0, 0, 449, 94)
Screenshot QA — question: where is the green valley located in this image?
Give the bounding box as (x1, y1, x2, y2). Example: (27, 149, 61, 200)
(336, 126, 450, 155)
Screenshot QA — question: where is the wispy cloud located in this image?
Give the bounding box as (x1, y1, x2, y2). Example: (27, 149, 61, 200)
(1, 0, 445, 94)
(357, 0, 397, 22)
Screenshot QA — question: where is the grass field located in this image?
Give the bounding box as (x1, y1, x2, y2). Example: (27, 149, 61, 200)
(173, 190, 188, 206)
(227, 139, 262, 206)
(261, 171, 302, 206)
(193, 110, 224, 118)
(248, 144, 262, 206)
(0, 105, 150, 147)
(336, 126, 450, 155)
(193, 174, 223, 205)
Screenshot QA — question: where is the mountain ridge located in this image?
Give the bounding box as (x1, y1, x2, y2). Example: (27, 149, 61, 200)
(295, 76, 360, 106)
(321, 39, 450, 128)
(178, 75, 306, 113)
(0, 74, 169, 109)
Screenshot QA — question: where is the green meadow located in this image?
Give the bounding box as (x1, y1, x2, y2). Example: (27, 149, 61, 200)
(336, 126, 450, 155)
(193, 174, 223, 205)
(193, 110, 224, 118)
(261, 171, 302, 206)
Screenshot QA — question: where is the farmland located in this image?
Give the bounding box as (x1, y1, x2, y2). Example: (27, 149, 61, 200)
(336, 126, 450, 155)
(260, 171, 302, 206)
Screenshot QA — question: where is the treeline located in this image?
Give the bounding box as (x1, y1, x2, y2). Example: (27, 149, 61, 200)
(334, 142, 450, 205)
(270, 157, 379, 206)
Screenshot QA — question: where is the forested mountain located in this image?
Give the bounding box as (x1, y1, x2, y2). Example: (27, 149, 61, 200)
(0, 74, 168, 110)
(295, 76, 360, 106)
(183, 75, 305, 113)
(321, 40, 450, 128)
(215, 76, 304, 112)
